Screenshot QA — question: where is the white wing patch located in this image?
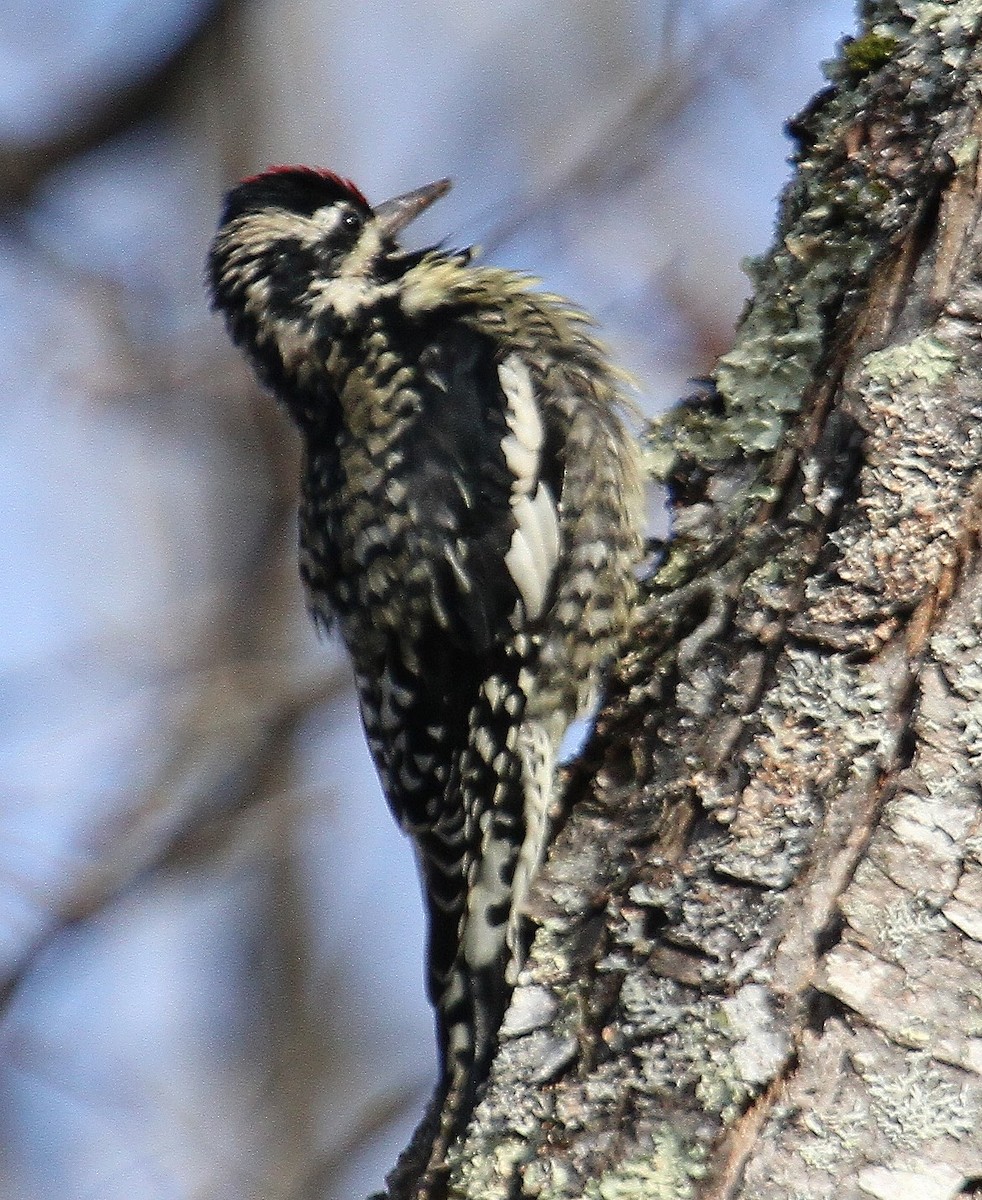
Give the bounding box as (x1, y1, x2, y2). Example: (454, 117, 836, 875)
(498, 354, 542, 491)
(498, 354, 561, 621)
(506, 484, 560, 620)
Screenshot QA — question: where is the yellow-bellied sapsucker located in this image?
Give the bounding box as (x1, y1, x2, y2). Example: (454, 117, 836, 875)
(208, 167, 644, 1172)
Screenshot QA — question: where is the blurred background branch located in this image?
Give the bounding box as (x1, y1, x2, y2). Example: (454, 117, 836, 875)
(0, 1, 855, 1196)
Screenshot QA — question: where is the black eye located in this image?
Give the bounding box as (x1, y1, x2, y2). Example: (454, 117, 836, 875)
(342, 211, 362, 230)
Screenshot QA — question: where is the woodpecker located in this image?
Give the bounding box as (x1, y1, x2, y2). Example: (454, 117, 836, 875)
(208, 168, 645, 1174)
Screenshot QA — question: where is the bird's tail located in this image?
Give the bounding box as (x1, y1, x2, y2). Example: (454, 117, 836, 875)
(423, 662, 560, 1184)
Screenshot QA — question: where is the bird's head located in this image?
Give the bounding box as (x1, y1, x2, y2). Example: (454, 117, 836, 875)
(209, 167, 451, 320)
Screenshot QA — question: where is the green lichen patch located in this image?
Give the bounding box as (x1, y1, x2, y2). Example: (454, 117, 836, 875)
(629, 992, 765, 1123)
(862, 333, 960, 390)
(840, 31, 900, 76)
(860, 1051, 977, 1146)
(581, 1127, 707, 1200)
(645, 5, 977, 599)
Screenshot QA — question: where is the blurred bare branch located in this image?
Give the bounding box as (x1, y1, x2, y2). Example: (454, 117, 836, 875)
(0, 0, 228, 203)
(0, 658, 348, 1010)
(284, 1084, 425, 1200)
(480, 0, 817, 253)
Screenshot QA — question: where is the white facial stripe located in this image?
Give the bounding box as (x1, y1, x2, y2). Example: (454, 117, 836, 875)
(303, 224, 390, 317)
(225, 209, 324, 256)
(311, 204, 345, 235)
(339, 224, 384, 277)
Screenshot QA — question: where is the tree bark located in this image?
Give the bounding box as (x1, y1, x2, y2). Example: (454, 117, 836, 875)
(397, 2, 982, 1196)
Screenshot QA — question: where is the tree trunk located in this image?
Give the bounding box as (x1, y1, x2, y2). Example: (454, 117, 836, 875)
(395, 2, 982, 1196)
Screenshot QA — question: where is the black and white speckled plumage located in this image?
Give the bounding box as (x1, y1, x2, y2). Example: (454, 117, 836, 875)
(208, 167, 644, 1178)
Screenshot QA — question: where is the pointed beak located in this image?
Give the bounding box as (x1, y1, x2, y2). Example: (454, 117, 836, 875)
(374, 178, 452, 237)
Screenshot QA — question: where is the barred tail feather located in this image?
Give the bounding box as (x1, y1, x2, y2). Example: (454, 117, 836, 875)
(424, 651, 562, 1176)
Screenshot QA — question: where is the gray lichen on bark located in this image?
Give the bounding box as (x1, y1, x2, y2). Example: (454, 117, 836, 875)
(397, 1, 982, 1197)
